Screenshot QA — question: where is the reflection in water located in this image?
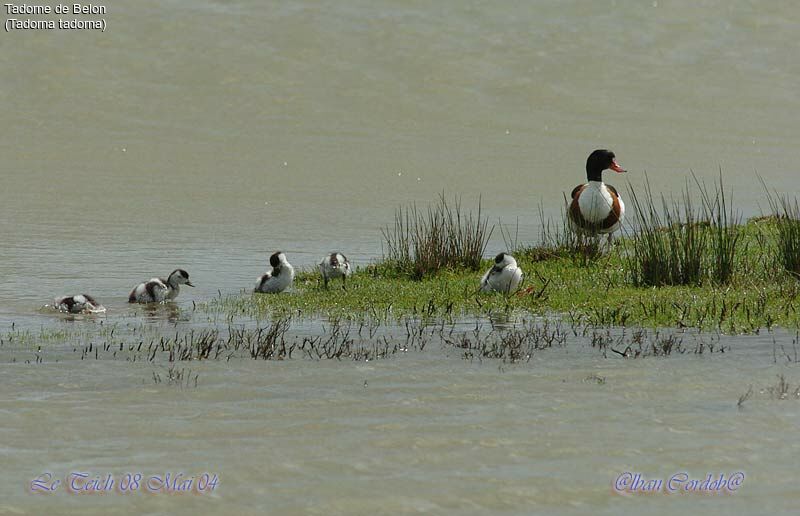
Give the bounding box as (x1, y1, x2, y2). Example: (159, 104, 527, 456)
(484, 310, 525, 330)
(39, 303, 109, 323)
(138, 303, 191, 324)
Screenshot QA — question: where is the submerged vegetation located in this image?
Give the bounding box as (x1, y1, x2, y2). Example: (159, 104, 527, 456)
(3, 315, 730, 368)
(738, 373, 800, 408)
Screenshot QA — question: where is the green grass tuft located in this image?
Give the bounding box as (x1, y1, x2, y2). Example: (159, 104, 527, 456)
(380, 193, 493, 280)
(767, 193, 800, 278)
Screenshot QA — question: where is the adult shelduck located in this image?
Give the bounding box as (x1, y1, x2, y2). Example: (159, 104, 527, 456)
(480, 252, 524, 294)
(568, 149, 626, 238)
(54, 294, 106, 314)
(128, 269, 194, 303)
(318, 252, 352, 289)
(254, 251, 295, 293)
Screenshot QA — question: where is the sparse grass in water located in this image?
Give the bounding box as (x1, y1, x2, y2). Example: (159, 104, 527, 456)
(153, 366, 199, 388)
(765, 374, 800, 400)
(739, 374, 800, 406)
(10, 315, 733, 370)
(589, 327, 724, 358)
(444, 318, 568, 363)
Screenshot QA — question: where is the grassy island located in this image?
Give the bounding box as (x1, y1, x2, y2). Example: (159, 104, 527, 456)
(204, 188, 800, 333)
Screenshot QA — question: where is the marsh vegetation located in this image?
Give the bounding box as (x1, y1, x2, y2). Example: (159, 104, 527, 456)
(194, 179, 800, 334)
(380, 194, 493, 279)
(2, 313, 731, 368)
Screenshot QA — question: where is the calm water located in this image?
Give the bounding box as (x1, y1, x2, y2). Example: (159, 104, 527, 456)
(2, 0, 800, 513)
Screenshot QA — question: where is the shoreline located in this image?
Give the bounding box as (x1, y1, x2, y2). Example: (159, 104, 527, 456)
(203, 216, 800, 334)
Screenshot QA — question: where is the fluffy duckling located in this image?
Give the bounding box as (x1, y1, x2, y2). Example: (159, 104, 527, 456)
(480, 252, 524, 294)
(568, 149, 626, 239)
(318, 252, 352, 289)
(255, 251, 294, 293)
(128, 269, 194, 303)
(54, 294, 106, 314)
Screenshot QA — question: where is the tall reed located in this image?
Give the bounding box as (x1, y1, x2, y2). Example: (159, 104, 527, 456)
(626, 179, 707, 286)
(627, 173, 741, 286)
(381, 194, 493, 279)
(696, 171, 741, 285)
(766, 189, 800, 277)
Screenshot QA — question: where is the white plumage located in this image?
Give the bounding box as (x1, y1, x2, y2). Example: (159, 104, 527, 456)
(568, 149, 626, 238)
(255, 252, 295, 293)
(480, 252, 524, 294)
(571, 182, 626, 235)
(129, 269, 194, 303)
(318, 252, 352, 289)
(54, 294, 106, 314)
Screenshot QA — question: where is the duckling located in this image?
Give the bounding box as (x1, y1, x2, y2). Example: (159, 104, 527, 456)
(480, 252, 524, 294)
(54, 294, 106, 314)
(318, 252, 352, 289)
(128, 269, 194, 303)
(255, 251, 294, 293)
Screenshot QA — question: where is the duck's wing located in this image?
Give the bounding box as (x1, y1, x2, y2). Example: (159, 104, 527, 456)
(72, 294, 105, 313)
(480, 265, 504, 291)
(513, 267, 524, 292)
(128, 285, 140, 303)
(568, 185, 588, 229)
(82, 294, 100, 306)
(55, 296, 78, 312)
(605, 184, 619, 197)
(479, 267, 492, 291)
(146, 279, 168, 302)
(255, 270, 273, 292)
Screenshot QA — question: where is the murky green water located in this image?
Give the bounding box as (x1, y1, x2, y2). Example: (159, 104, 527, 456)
(2, 0, 799, 513)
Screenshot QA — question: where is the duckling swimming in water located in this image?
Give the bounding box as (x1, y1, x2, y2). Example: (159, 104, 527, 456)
(255, 251, 294, 293)
(480, 252, 524, 294)
(54, 294, 106, 314)
(128, 269, 194, 303)
(318, 252, 352, 289)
